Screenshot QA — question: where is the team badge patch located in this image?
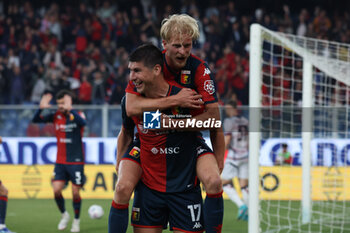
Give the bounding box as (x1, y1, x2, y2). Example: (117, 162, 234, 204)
(181, 70, 191, 84)
(204, 80, 215, 95)
(132, 207, 140, 221)
(129, 146, 140, 158)
(69, 113, 74, 121)
(172, 106, 181, 115)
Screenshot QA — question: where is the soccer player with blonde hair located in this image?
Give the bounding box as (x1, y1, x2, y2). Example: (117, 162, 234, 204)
(109, 14, 224, 233)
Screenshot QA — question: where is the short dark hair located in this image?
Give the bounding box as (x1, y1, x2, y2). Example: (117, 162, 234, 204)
(129, 44, 163, 69)
(56, 89, 73, 100)
(281, 143, 288, 148)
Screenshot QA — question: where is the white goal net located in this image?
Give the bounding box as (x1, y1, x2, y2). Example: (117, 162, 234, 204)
(249, 24, 350, 233)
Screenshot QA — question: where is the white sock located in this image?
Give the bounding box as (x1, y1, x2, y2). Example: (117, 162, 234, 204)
(242, 186, 249, 207)
(0, 224, 6, 229)
(223, 184, 244, 207)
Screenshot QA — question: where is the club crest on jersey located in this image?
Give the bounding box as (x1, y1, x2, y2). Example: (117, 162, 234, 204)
(129, 146, 140, 158)
(132, 207, 140, 221)
(143, 110, 161, 129)
(204, 80, 215, 95)
(172, 106, 181, 115)
(69, 113, 74, 121)
(181, 70, 191, 84)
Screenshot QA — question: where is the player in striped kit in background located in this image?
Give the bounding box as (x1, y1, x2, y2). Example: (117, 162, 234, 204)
(221, 100, 249, 221)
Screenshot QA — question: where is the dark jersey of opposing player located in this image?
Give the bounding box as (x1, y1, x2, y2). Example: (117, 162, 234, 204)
(126, 85, 203, 193)
(126, 52, 218, 105)
(32, 109, 86, 164)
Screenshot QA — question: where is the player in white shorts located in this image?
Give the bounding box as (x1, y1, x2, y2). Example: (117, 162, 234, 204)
(221, 100, 249, 221)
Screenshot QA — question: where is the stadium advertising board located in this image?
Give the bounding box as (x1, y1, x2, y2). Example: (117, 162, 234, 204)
(2, 165, 349, 200)
(1, 165, 117, 199)
(259, 166, 350, 201)
(260, 138, 350, 166)
(1, 137, 350, 166)
(0, 137, 117, 164)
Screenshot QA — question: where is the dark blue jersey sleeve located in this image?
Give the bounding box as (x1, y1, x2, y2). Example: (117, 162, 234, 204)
(32, 109, 54, 123)
(121, 96, 135, 130)
(70, 110, 87, 127)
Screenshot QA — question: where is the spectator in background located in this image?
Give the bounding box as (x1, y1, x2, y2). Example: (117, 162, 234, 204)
(129, 6, 144, 45)
(30, 71, 46, 104)
(49, 13, 62, 42)
(43, 44, 63, 71)
(91, 71, 106, 104)
(140, 12, 159, 45)
(78, 75, 92, 104)
(7, 48, 19, 69)
(112, 11, 130, 50)
(9, 66, 23, 104)
(0, 57, 9, 104)
(97, 1, 116, 22)
(275, 143, 293, 165)
(0, 0, 349, 106)
(91, 15, 103, 47)
(109, 68, 127, 105)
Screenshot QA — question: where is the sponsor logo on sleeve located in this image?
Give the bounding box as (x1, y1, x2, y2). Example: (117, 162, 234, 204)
(203, 68, 211, 76)
(204, 80, 215, 95)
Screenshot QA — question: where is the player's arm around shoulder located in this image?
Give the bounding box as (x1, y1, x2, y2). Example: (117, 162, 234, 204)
(125, 90, 203, 117)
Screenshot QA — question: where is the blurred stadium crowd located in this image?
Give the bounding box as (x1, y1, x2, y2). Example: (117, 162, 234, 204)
(0, 0, 349, 107)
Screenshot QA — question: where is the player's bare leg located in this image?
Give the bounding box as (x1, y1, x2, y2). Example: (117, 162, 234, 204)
(53, 181, 70, 230)
(196, 154, 223, 233)
(109, 160, 142, 233)
(0, 184, 8, 198)
(114, 160, 142, 204)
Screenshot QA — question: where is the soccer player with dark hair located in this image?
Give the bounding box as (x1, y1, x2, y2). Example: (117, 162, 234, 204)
(32, 90, 86, 232)
(0, 137, 15, 233)
(110, 14, 224, 233)
(115, 43, 211, 233)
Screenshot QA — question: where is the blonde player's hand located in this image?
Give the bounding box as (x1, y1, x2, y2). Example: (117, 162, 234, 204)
(175, 88, 203, 109)
(39, 93, 53, 109)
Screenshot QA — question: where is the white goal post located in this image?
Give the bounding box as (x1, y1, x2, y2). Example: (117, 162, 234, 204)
(249, 23, 350, 233)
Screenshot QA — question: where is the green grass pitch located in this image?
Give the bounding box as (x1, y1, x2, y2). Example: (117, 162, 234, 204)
(5, 199, 248, 233)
